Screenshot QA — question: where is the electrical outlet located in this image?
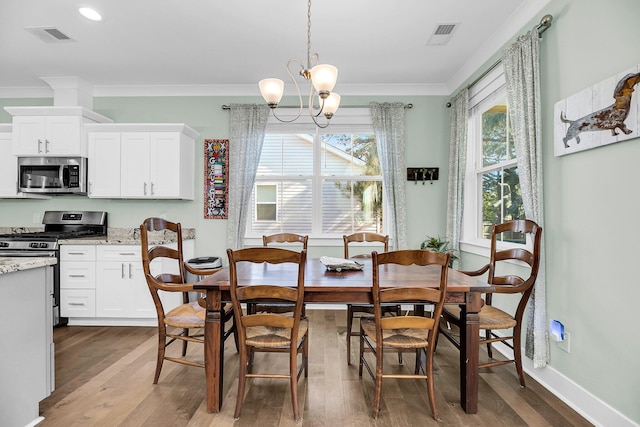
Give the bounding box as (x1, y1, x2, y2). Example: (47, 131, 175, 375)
(557, 331, 570, 353)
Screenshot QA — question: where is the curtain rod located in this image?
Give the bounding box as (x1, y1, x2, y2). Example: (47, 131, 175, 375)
(446, 14, 553, 107)
(221, 103, 412, 110)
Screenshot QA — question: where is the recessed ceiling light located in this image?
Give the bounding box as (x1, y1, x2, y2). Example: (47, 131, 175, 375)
(78, 7, 103, 21)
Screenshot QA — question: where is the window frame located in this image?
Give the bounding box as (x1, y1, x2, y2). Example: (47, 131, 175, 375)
(244, 108, 388, 247)
(460, 66, 530, 256)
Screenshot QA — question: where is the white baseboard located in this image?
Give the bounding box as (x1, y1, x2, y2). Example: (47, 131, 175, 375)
(492, 342, 638, 427)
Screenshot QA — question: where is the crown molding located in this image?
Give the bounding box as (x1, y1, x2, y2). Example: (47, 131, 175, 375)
(0, 82, 449, 99)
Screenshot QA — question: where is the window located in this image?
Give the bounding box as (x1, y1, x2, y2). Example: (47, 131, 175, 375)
(463, 67, 525, 247)
(245, 113, 385, 240)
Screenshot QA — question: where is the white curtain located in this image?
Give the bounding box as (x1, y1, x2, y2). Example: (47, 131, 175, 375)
(369, 102, 407, 250)
(225, 104, 269, 250)
(445, 89, 469, 268)
(503, 28, 550, 368)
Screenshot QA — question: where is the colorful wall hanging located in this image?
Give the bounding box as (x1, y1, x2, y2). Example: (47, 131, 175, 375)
(204, 139, 228, 219)
(554, 64, 640, 156)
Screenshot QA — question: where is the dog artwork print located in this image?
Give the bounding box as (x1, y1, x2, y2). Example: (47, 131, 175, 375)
(554, 65, 640, 156)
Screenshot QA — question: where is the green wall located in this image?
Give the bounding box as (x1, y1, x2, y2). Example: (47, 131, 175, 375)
(459, 0, 640, 423)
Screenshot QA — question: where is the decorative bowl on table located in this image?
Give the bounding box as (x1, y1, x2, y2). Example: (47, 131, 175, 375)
(319, 256, 364, 272)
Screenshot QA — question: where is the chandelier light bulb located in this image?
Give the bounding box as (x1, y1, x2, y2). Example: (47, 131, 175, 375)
(310, 64, 338, 98)
(322, 92, 340, 119)
(258, 78, 285, 108)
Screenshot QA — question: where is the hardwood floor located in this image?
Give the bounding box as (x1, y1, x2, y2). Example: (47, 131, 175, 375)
(39, 310, 592, 427)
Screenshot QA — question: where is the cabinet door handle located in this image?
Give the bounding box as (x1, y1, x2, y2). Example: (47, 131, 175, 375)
(150, 182, 154, 195)
(69, 274, 86, 278)
(68, 302, 86, 306)
(129, 263, 133, 279)
(121, 263, 125, 279)
(38, 139, 43, 153)
(119, 252, 136, 256)
(144, 182, 147, 195)
(68, 252, 86, 255)
(45, 139, 50, 153)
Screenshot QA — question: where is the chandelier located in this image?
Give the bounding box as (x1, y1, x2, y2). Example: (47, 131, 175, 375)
(258, 0, 340, 128)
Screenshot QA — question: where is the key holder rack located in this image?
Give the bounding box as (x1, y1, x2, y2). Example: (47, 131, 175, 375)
(407, 167, 439, 185)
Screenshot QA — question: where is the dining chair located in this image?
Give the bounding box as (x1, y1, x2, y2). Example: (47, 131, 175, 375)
(438, 219, 542, 387)
(227, 246, 309, 421)
(140, 217, 236, 384)
(246, 233, 309, 316)
(343, 232, 401, 365)
(359, 249, 450, 420)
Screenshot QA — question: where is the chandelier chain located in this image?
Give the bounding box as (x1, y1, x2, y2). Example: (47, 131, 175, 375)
(307, 0, 312, 69)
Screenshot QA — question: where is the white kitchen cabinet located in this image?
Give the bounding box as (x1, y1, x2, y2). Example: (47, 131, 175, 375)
(96, 246, 154, 318)
(5, 106, 113, 157)
(60, 241, 193, 325)
(87, 132, 121, 197)
(60, 245, 97, 317)
(86, 123, 197, 200)
(0, 125, 18, 197)
(12, 115, 82, 155)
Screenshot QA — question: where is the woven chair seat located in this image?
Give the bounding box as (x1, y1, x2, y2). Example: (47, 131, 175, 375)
(245, 318, 309, 348)
(164, 302, 233, 329)
(361, 318, 429, 349)
(443, 304, 517, 330)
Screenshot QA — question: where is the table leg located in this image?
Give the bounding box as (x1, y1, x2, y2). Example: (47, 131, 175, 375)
(204, 288, 223, 413)
(459, 291, 481, 414)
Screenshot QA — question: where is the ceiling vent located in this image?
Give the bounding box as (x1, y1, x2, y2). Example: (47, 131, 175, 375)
(25, 26, 75, 43)
(426, 23, 459, 46)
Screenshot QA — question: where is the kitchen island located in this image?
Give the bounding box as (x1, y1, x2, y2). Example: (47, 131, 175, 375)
(0, 257, 56, 427)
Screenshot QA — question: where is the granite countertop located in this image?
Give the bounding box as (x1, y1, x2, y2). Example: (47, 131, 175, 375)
(0, 227, 196, 246)
(0, 257, 57, 275)
(59, 227, 196, 245)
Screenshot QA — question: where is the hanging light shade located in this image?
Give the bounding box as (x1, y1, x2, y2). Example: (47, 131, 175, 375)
(258, 78, 285, 107)
(322, 93, 340, 119)
(310, 64, 338, 98)
(257, 0, 339, 128)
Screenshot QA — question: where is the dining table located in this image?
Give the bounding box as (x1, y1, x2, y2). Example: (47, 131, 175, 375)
(193, 257, 493, 415)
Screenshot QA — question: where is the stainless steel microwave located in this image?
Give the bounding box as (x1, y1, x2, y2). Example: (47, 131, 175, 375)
(18, 157, 87, 195)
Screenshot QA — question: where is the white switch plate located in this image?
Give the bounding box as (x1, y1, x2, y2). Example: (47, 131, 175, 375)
(557, 331, 570, 353)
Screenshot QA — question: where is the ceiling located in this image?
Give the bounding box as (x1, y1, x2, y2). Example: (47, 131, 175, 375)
(0, 0, 552, 98)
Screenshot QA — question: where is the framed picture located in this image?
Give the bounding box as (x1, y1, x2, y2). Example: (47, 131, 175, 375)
(203, 139, 228, 219)
(554, 65, 640, 156)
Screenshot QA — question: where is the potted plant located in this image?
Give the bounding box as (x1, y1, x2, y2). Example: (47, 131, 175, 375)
(420, 235, 458, 267)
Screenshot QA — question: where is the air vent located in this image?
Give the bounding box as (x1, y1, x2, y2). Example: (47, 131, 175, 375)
(25, 26, 75, 43)
(426, 23, 459, 46)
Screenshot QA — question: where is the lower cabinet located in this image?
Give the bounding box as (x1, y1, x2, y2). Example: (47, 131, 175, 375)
(60, 241, 193, 325)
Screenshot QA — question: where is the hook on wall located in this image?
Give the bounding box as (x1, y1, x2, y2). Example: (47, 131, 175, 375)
(407, 167, 439, 185)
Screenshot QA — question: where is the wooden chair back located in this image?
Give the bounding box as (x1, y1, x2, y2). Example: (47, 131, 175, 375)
(343, 232, 389, 258)
(227, 247, 307, 342)
(140, 218, 191, 311)
(372, 249, 450, 341)
(263, 233, 308, 250)
(485, 220, 542, 311)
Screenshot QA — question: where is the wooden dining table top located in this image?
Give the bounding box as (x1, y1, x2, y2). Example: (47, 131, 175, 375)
(195, 258, 492, 303)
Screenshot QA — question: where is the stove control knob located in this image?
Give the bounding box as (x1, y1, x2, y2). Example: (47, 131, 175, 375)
(30, 242, 39, 249)
(39, 242, 49, 249)
(0, 242, 8, 248)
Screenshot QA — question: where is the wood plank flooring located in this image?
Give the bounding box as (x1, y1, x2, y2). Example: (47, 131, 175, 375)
(39, 310, 593, 427)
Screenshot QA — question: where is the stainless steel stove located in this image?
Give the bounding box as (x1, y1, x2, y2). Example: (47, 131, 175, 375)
(0, 211, 108, 326)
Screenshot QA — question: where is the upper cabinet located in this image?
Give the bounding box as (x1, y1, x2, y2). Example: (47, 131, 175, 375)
(86, 123, 197, 200)
(0, 125, 17, 196)
(4, 106, 113, 157)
